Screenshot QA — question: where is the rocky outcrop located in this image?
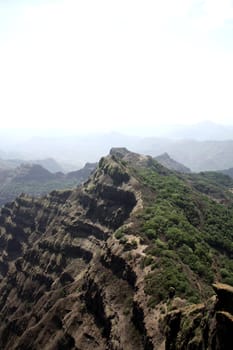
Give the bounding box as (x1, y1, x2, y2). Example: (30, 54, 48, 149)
(0, 150, 154, 350)
(0, 148, 233, 349)
(164, 283, 233, 350)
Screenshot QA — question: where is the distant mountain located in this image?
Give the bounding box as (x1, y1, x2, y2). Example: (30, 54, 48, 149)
(1, 123, 233, 172)
(1, 148, 233, 348)
(120, 121, 233, 140)
(66, 162, 97, 181)
(218, 167, 233, 179)
(8, 132, 139, 164)
(155, 153, 191, 173)
(0, 162, 96, 206)
(0, 157, 64, 173)
(0, 158, 24, 170)
(166, 121, 233, 141)
(13, 164, 56, 182)
(4, 136, 233, 173)
(138, 139, 233, 172)
(32, 158, 64, 173)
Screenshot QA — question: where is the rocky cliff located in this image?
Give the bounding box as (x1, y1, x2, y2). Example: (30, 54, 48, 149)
(0, 148, 233, 349)
(0, 149, 154, 349)
(165, 283, 233, 350)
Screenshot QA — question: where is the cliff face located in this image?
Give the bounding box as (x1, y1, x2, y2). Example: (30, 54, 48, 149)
(0, 148, 233, 349)
(165, 283, 233, 350)
(0, 149, 160, 349)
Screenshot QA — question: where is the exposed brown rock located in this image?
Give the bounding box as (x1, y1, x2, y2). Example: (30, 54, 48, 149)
(164, 284, 233, 350)
(0, 149, 233, 350)
(0, 151, 157, 350)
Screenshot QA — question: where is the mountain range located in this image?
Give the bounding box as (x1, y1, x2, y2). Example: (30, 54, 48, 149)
(0, 162, 97, 206)
(0, 153, 193, 207)
(154, 153, 191, 173)
(218, 167, 233, 179)
(0, 157, 64, 173)
(0, 148, 233, 349)
(139, 139, 233, 172)
(1, 122, 233, 172)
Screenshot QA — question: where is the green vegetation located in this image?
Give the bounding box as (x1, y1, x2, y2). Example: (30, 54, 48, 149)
(145, 258, 200, 307)
(130, 159, 233, 304)
(99, 156, 130, 185)
(115, 227, 125, 239)
(187, 171, 233, 201)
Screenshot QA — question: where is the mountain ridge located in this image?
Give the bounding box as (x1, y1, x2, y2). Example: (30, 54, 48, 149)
(0, 162, 97, 206)
(0, 148, 233, 348)
(154, 153, 191, 173)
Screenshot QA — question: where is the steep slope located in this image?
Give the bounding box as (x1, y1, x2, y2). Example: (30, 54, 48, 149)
(0, 148, 233, 349)
(165, 283, 233, 350)
(66, 162, 97, 181)
(0, 150, 142, 349)
(154, 153, 191, 173)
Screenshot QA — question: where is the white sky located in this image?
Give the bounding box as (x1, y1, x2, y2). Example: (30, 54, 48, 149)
(0, 0, 233, 132)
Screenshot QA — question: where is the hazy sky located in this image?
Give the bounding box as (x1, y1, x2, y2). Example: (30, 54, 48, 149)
(0, 0, 233, 132)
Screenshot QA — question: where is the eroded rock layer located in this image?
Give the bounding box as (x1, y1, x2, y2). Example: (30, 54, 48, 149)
(0, 148, 233, 349)
(0, 149, 156, 350)
(165, 283, 233, 350)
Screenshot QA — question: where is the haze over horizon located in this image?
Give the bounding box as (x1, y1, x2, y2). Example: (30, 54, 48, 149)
(0, 120, 233, 141)
(1, 0, 233, 132)
(1, 120, 233, 173)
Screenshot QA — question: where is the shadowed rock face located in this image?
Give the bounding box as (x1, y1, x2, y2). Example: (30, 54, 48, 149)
(0, 151, 148, 350)
(164, 284, 233, 350)
(0, 148, 233, 350)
